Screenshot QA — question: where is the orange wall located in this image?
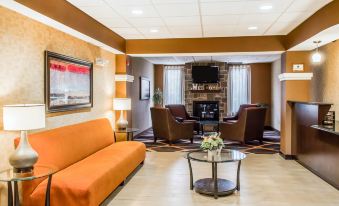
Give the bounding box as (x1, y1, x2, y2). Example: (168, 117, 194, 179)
(154, 64, 164, 91)
(250, 63, 272, 126)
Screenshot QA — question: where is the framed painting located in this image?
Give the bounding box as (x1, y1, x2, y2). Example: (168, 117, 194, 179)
(140, 77, 150, 100)
(45, 51, 93, 112)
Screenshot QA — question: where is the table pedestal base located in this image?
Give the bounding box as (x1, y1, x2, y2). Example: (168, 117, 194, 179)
(194, 178, 236, 197)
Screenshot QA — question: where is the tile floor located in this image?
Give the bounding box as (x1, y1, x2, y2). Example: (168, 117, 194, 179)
(104, 152, 339, 206)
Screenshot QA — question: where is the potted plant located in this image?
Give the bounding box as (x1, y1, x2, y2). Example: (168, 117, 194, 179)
(200, 132, 224, 160)
(153, 88, 163, 108)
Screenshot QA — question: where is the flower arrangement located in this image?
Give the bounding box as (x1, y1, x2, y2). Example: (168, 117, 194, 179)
(200, 132, 224, 151)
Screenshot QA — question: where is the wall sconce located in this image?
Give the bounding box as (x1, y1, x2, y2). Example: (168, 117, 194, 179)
(312, 40, 322, 63)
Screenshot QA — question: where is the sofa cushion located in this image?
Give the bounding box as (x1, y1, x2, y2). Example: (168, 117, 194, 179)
(26, 141, 146, 206)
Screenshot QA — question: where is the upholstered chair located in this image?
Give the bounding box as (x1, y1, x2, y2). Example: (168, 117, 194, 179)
(150, 107, 194, 145)
(165, 104, 200, 134)
(223, 104, 258, 122)
(219, 107, 267, 144)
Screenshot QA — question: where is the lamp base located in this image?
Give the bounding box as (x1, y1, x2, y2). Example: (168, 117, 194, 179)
(9, 131, 38, 172)
(13, 167, 34, 174)
(117, 110, 128, 130)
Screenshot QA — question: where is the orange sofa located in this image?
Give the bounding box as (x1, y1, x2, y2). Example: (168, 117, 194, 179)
(16, 118, 146, 206)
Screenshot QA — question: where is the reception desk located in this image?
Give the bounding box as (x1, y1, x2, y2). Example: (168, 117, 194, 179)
(289, 101, 338, 189)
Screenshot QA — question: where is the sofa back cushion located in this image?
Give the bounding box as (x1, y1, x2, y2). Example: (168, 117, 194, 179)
(18, 118, 114, 171)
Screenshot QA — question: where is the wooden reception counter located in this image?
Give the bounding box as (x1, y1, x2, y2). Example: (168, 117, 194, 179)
(289, 101, 338, 189)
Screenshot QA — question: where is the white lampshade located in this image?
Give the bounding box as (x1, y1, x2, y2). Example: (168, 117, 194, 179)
(3, 104, 46, 131)
(113, 98, 131, 110)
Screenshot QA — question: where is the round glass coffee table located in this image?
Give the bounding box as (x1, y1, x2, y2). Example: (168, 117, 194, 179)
(0, 165, 56, 206)
(186, 150, 246, 199)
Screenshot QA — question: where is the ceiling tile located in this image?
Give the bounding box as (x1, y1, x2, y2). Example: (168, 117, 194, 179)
(79, 6, 120, 19)
(200, 1, 245, 15)
(152, 0, 197, 4)
(155, 3, 199, 17)
(202, 15, 240, 26)
(98, 18, 130, 28)
(105, 0, 152, 6)
(169, 26, 202, 38)
(244, 0, 293, 14)
(203, 25, 236, 37)
(234, 23, 271, 36)
(286, 0, 332, 12)
(112, 27, 142, 35)
(164, 16, 201, 26)
(128, 17, 165, 27)
(238, 13, 280, 24)
(108, 5, 159, 18)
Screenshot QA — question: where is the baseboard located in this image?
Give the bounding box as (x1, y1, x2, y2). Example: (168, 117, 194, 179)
(279, 151, 296, 160)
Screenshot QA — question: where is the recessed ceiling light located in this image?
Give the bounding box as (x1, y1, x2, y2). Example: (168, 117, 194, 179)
(131, 9, 143, 15)
(260, 5, 273, 10)
(150, 29, 159, 33)
(248, 26, 258, 30)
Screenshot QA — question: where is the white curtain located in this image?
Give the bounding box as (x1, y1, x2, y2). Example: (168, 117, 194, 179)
(227, 65, 251, 115)
(163, 65, 185, 105)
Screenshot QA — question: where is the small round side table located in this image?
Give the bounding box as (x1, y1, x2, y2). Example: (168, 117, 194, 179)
(0, 165, 56, 206)
(114, 128, 139, 142)
(186, 150, 246, 199)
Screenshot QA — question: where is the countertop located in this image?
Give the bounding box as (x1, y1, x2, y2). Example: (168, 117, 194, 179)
(311, 121, 339, 135)
(287, 100, 333, 106)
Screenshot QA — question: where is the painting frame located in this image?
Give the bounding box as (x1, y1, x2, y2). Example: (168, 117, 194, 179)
(45, 51, 93, 112)
(140, 77, 150, 100)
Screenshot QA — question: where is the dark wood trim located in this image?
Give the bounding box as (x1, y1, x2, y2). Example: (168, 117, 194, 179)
(279, 151, 296, 160)
(296, 160, 338, 190)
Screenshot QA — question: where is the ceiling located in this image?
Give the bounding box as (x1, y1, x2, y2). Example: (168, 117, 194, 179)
(142, 53, 282, 64)
(67, 0, 332, 39)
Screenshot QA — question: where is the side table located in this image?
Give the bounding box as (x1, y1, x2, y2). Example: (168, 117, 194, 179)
(114, 128, 139, 142)
(0, 165, 56, 206)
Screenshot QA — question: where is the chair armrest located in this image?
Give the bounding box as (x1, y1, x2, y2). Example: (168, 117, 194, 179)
(223, 116, 237, 122)
(189, 116, 200, 121)
(175, 117, 184, 122)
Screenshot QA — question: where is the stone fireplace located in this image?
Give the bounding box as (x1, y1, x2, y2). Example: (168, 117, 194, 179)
(193, 101, 219, 121)
(185, 62, 228, 120)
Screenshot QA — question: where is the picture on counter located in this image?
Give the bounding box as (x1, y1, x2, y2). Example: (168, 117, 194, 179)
(140, 77, 150, 100)
(45, 51, 93, 112)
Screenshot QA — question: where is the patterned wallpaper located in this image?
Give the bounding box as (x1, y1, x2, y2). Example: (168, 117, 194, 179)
(0, 6, 116, 203)
(311, 40, 339, 119)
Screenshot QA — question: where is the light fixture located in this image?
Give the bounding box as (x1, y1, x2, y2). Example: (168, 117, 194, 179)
(248, 26, 258, 30)
(131, 9, 143, 15)
(260, 5, 273, 10)
(150, 29, 159, 33)
(113, 98, 131, 130)
(3, 104, 46, 172)
(312, 40, 322, 63)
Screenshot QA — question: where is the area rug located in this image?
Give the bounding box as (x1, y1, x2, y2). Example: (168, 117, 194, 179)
(134, 129, 280, 154)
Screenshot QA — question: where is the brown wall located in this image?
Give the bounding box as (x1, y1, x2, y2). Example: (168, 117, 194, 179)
(311, 40, 339, 119)
(250, 63, 272, 126)
(0, 6, 115, 203)
(126, 36, 285, 54)
(154, 64, 164, 91)
(280, 51, 312, 155)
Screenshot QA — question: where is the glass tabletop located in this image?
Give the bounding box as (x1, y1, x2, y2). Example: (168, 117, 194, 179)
(199, 121, 220, 125)
(114, 128, 139, 133)
(187, 149, 246, 163)
(0, 165, 56, 182)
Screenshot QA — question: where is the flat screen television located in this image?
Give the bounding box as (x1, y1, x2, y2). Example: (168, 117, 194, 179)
(192, 66, 219, 83)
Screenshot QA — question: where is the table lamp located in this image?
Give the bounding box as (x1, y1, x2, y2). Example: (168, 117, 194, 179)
(3, 104, 45, 173)
(113, 98, 131, 130)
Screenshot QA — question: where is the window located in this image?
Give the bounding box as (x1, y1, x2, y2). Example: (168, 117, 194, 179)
(163, 65, 184, 105)
(227, 65, 251, 114)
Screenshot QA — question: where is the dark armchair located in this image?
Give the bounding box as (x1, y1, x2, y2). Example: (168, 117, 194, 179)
(165, 104, 200, 134)
(223, 104, 258, 122)
(219, 107, 267, 144)
(150, 107, 194, 145)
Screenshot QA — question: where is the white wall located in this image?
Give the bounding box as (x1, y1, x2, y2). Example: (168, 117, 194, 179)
(131, 57, 154, 135)
(271, 58, 281, 131)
